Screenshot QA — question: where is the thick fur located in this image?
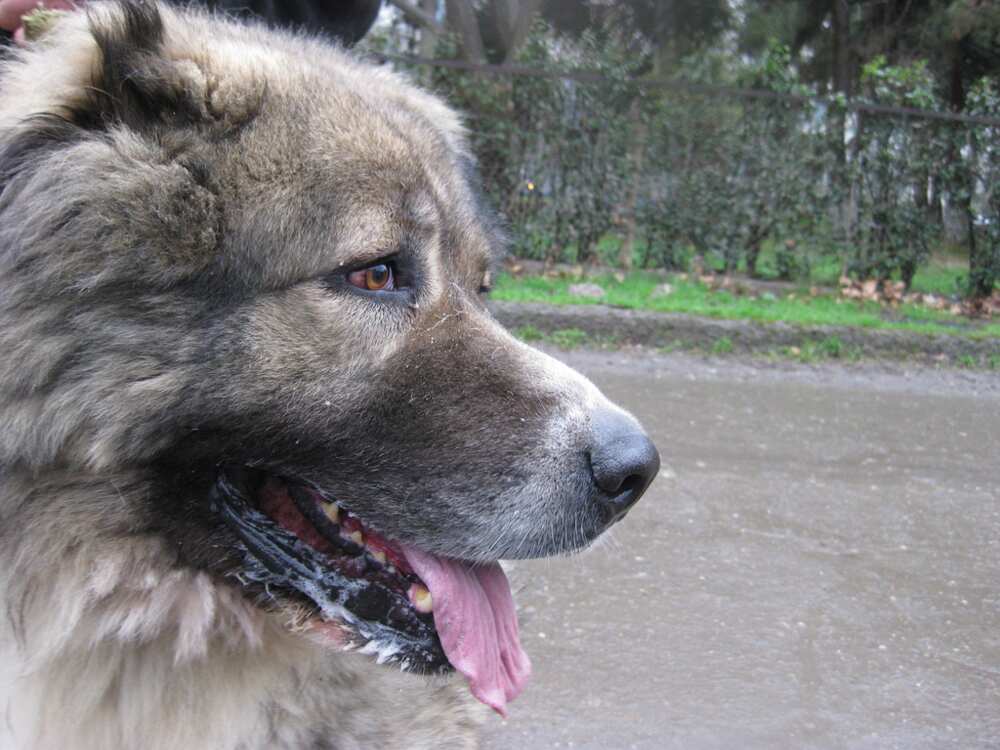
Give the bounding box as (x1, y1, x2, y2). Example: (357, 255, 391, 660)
(0, 3, 645, 748)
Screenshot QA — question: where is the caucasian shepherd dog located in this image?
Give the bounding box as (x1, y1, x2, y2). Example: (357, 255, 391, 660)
(0, 3, 659, 748)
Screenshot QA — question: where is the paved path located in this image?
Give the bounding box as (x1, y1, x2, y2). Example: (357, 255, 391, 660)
(482, 351, 1000, 750)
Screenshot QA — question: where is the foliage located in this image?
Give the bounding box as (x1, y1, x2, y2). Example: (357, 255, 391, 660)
(711, 336, 734, 355)
(369, 13, 999, 302)
(964, 78, 1000, 298)
(845, 57, 940, 287)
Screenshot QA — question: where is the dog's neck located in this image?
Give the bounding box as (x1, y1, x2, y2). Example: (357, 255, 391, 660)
(0, 471, 484, 750)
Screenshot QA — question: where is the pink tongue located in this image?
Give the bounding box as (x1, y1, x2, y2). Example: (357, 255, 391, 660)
(400, 546, 531, 717)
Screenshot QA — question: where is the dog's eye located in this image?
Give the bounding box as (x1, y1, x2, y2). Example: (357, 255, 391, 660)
(348, 263, 395, 292)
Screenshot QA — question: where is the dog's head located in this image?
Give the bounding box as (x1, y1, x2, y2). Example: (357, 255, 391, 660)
(0, 1, 658, 713)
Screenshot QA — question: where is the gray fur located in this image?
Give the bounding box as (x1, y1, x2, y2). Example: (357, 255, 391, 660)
(0, 3, 646, 748)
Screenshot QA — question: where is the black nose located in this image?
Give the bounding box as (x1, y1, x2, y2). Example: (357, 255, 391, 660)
(589, 408, 660, 524)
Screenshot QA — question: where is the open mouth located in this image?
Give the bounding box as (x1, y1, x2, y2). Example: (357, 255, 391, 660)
(210, 468, 530, 715)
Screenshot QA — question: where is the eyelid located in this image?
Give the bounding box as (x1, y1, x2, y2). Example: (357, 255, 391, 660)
(342, 253, 398, 275)
(326, 256, 415, 303)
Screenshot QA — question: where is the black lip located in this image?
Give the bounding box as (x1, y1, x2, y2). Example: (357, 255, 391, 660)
(210, 470, 450, 674)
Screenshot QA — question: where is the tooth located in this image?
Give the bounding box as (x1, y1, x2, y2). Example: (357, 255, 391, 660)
(349, 530, 364, 546)
(322, 501, 340, 522)
(409, 584, 433, 613)
(370, 549, 387, 565)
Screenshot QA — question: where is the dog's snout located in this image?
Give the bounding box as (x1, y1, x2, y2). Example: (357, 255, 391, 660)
(589, 409, 660, 523)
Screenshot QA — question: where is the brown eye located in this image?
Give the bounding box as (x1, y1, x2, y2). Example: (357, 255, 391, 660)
(348, 263, 395, 291)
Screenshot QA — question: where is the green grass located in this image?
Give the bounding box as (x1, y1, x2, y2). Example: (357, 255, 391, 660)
(817, 336, 845, 359)
(548, 328, 590, 349)
(513, 325, 613, 350)
(737, 245, 978, 296)
(711, 336, 734, 355)
(774, 338, 864, 364)
(657, 339, 689, 354)
(493, 271, 1000, 340)
(514, 324, 545, 342)
(543, 232, 991, 298)
(909, 266, 968, 296)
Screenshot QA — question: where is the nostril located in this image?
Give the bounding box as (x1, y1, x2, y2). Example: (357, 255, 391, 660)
(616, 472, 646, 500)
(588, 409, 660, 523)
(590, 454, 647, 497)
(590, 457, 657, 524)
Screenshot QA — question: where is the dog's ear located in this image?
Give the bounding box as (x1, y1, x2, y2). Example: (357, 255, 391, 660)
(0, 2, 224, 286)
(4, 1, 213, 135)
(83, 0, 211, 131)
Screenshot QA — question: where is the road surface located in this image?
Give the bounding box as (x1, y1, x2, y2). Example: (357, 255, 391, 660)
(482, 350, 1000, 750)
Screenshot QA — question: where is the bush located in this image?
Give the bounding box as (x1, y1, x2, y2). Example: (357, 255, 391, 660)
(375, 25, 997, 299)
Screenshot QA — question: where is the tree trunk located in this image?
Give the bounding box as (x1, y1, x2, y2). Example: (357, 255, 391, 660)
(965, 128, 995, 299)
(387, 0, 445, 35)
(445, 0, 485, 62)
(618, 98, 645, 271)
(914, 173, 927, 214)
(928, 174, 943, 225)
(944, 40, 991, 298)
(830, 0, 853, 245)
(846, 110, 864, 266)
(418, 0, 438, 58)
(831, 0, 851, 98)
(746, 234, 762, 277)
(492, 0, 543, 64)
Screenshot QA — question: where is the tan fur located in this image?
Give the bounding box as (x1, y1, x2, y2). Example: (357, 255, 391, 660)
(0, 5, 492, 747)
(0, 475, 484, 748)
(0, 3, 652, 747)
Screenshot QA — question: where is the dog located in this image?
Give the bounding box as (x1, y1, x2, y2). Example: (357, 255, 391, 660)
(0, 3, 659, 748)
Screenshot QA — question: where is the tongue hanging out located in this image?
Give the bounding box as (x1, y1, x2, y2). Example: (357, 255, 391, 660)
(214, 472, 532, 716)
(401, 545, 532, 717)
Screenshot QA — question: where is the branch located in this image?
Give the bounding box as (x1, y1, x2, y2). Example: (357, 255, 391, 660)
(386, 0, 445, 35)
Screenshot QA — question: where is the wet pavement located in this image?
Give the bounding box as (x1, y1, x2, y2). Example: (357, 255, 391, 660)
(482, 350, 1000, 750)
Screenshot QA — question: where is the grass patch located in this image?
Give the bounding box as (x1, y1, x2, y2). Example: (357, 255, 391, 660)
(548, 328, 590, 349)
(514, 324, 545, 342)
(910, 266, 968, 296)
(817, 336, 845, 359)
(768, 339, 862, 364)
(518, 230, 996, 298)
(513, 326, 615, 350)
(493, 270, 1000, 340)
(711, 336, 734, 355)
(758, 246, 974, 297)
(657, 339, 689, 354)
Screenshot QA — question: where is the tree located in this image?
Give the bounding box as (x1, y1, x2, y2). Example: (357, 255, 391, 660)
(543, 0, 731, 71)
(386, 0, 543, 63)
(964, 78, 1000, 300)
(543, 0, 731, 269)
(740, 0, 1000, 297)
